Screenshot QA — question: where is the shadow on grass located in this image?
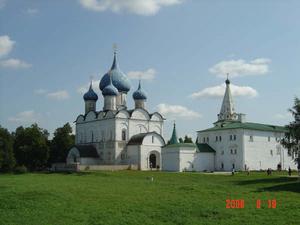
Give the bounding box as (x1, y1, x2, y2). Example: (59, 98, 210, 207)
(235, 176, 300, 193)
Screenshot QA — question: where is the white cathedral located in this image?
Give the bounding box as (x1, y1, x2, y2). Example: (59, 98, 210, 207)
(66, 50, 297, 172)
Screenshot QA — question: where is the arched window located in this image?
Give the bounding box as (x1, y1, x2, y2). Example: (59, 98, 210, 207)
(122, 129, 126, 141)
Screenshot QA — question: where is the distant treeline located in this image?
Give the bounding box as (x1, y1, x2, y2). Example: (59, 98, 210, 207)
(0, 123, 74, 172)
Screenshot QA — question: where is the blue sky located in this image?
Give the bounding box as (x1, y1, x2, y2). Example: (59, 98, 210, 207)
(1, 0, 300, 140)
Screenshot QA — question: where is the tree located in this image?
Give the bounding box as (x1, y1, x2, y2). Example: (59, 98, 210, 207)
(0, 126, 16, 171)
(179, 137, 184, 143)
(183, 135, 193, 143)
(13, 124, 49, 171)
(281, 97, 300, 173)
(49, 123, 74, 164)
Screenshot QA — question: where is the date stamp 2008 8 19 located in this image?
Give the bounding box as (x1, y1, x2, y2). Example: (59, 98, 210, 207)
(226, 199, 277, 209)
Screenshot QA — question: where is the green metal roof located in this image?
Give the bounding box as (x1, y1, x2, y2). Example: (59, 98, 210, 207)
(169, 123, 179, 144)
(196, 143, 216, 153)
(198, 121, 287, 133)
(165, 143, 196, 148)
(163, 143, 216, 153)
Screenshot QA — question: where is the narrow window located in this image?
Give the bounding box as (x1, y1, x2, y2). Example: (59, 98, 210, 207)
(230, 135, 232, 141)
(233, 135, 236, 140)
(203, 137, 205, 143)
(219, 136, 222, 142)
(268, 136, 271, 142)
(270, 150, 273, 156)
(91, 131, 94, 142)
(216, 136, 218, 142)
(234, 149, 237, 154)
(122, 129, 126, 141)
(152, 136, 154, 143)
(221, 163, 224, 169)
(249, 136, 253, 142)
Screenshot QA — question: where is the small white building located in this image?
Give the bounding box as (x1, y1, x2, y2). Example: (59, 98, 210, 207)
(162, 124, 215, 172)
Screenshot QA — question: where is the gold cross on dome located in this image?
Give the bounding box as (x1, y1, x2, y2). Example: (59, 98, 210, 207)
(113, 43, 117, 53)
(89, 75, 94, 82)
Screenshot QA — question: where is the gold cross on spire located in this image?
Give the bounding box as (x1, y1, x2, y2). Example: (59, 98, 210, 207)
(113, 43, 117, 54)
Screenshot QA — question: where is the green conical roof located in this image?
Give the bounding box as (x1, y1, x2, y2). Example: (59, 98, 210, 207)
(169, 122, 179, 144)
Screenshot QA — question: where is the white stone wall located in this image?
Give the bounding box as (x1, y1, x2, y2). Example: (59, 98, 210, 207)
(198, 129, 244, 171)
(243, 130, 297, 170)
(178, 150, 195, 172)
(74, 108, 164, 167)
(193, 152, 215, 171)
(162, 148, 180, 171)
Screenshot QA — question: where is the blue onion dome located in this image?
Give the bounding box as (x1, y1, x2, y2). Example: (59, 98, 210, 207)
(83, 81, 98, 101)
(99, 52, 131, 93)
(102, 73, 119, 96)
(133, 80, 147, 100)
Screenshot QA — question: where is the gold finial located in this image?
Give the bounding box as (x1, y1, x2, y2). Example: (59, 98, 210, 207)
(113, 43, 117, 54)
(89, 75, 94, 82)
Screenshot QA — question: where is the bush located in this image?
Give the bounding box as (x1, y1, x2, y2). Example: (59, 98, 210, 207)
(14, 165, 28, 174)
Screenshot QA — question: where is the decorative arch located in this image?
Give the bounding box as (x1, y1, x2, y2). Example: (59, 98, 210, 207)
(85, 111, 97, 121)
(105, 111, 115, 119)
(136, 124, 148, 133)
(76, 115, 85, 123)
(115, 110, 130, 119)
(131, 108, 150, 120)
(150, 112, 164, 121)
(97, 111, 105, 119)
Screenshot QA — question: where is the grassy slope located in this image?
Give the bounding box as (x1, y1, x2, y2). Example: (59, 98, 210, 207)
(0, 171, 299, 225)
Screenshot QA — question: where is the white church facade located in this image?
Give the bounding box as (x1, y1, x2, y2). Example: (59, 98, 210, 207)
(67, 50, 297, 172)
(67, 51, 165, 170)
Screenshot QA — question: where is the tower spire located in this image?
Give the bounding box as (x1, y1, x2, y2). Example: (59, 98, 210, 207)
(111, 43, 118, 70)
(218, 74, 236, 121)
(169, 121, 179, 144)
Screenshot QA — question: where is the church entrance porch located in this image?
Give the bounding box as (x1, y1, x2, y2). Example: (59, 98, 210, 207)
(149, 153, 157, 168)
(147, 150, 161, 170)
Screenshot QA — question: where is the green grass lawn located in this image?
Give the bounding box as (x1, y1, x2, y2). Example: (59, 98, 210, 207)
(0, 171, 299, 225)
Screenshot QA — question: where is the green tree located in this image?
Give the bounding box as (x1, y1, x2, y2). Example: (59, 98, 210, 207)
(49, 123, 74, 164)
(13, 124, 49, 171)
(183, 135, 193, 143)
(0, 126, 16, 171)
(281, 97, 300, 172)
(179, 137, 184, 143)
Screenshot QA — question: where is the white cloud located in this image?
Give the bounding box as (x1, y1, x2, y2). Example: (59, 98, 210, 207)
(127, 68, 156, 80)
(34, 89, 48, 95)
(79, 0, 183, 16)
(156, 103, 201, 119)
(273, 112, 292, 120)
(190, 83, 258, 99)
(209, 58, 271, 78)
(0, 35, 15, 58)
(77, 79, 100, 94)
(47, 90, 70, 100)
(26, 8, 39, 14)
(8, 110, 40, 124)
(0, 58, 32, 69)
